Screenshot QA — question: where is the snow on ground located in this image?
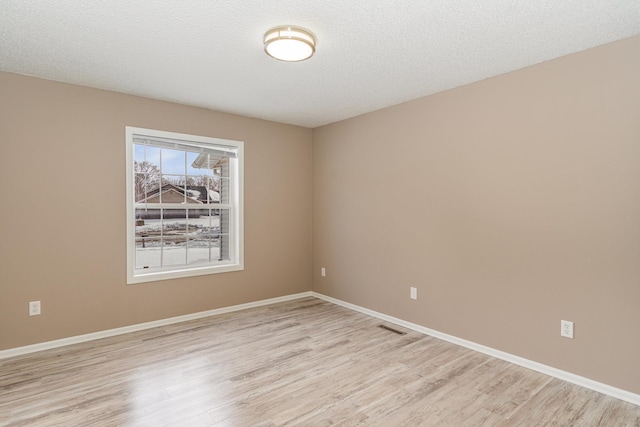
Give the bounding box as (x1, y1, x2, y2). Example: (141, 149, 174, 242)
(136, 247, 219, 269)
(135, 215, 222, 268)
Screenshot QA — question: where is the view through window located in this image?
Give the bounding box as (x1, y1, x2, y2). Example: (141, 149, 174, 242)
(126, 127, 243, 283)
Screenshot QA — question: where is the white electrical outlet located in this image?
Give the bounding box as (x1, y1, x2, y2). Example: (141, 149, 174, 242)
(321, 267, 326, 277)
(29, 301, 41, 316)
(410, 287, 417, 300)
(561, 320, 574, 339)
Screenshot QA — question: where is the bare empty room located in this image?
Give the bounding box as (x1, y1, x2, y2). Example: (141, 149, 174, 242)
(1, 1, 640, 425)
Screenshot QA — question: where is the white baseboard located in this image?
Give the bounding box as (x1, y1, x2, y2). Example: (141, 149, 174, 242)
(3, 290, 638, 407)
(311, 291, 640, 407)
(0, 291, 313, 360)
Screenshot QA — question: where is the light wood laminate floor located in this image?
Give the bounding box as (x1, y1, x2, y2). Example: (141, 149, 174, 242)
(1, 297, 639, 426)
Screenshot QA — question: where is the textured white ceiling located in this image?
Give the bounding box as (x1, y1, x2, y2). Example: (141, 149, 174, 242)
(1, 1, 639, 128)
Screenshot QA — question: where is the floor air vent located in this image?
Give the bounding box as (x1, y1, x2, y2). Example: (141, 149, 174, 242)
(377, 324, 407, 335)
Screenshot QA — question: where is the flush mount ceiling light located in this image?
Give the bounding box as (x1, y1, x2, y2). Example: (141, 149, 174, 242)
(264, 26, 316, 62)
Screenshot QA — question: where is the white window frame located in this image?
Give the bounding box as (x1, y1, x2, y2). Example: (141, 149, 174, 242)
(125, 126, 244, 284)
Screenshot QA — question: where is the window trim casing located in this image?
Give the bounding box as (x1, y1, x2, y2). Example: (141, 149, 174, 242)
(125, 126, 244, 284)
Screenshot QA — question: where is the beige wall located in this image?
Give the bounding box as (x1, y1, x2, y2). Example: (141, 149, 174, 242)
(0, 72, 313, 350)
(313, 35, 640, 394)
(2, 35, 639, 396)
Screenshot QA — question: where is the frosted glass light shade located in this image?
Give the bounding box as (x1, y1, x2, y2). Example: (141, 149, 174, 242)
(264, 26, 316, 62)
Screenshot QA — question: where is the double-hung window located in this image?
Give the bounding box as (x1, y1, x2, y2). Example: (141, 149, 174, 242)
(126, 127, 243, 284)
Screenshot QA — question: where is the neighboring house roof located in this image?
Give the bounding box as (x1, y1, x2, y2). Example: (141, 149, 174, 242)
(207, 189, 220, 202)
(185, 186, 220, 203)
(191, 152, 230, 169)
(137, 183, 219, 204)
